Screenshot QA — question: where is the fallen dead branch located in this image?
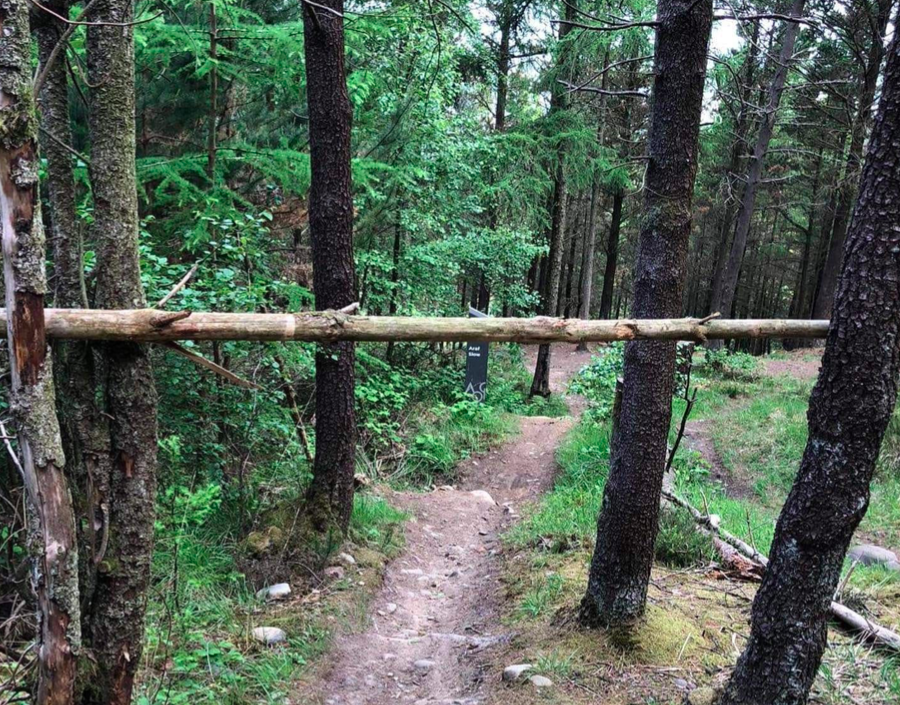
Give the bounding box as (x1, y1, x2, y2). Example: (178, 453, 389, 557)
(661, 489, 900, 652)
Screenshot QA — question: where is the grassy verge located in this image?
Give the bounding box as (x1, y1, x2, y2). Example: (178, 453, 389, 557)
(137, 494, 406, 704)
(496, 346, 899, 704)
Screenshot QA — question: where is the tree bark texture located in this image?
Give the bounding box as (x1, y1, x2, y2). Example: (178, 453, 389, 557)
(0, 1, 80, 702)
(715, 0, 805, 324)
(83, 1, 160, 702)
(302, 0, 358, 533)
(579, 0, 713, 627)
(722, 26, 900, 705)
(35, 0, 115, 623)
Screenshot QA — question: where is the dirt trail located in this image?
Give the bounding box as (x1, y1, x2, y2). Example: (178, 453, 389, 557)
(298, 344, 593, 705)
(682, 348, 823, 501)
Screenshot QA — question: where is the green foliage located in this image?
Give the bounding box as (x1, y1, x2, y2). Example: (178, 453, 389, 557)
(518, 572, 564, 618)
(508, 421, 610, 550)
(349, 495, 407, 554)
(654, 507, 718, 568)
(568, 344, 625, 422)
(703, 348, 760, 381)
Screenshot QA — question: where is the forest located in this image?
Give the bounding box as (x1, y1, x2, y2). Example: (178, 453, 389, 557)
(1, 0, 899, 704)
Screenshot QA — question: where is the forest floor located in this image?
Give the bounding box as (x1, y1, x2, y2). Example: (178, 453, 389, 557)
(295, 344, 593, 704)
(289, 345, 900, 705)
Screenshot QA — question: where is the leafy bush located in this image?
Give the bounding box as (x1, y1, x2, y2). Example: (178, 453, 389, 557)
(568, 344, 625, 422)
(703, 347, 759, 381)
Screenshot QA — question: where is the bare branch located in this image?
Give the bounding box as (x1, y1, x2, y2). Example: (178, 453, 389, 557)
(155, 263, 199, 309)
(163, 342, 260, 390)
(553, 18, 658, 32)
(714, 12, 818, 27)
(559, 79, 648, 98)
(27, 0, 162, 27)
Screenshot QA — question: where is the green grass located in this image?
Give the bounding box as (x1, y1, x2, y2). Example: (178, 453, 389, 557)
(138, 492, 406, 705)
(535, 648, 578, 679)
(655, 504, 719, 568)
(512, 347, 900, 574)
(507, 422, 609, 550)
(518, 571, 565, 618)
(501, 348, 899, 703)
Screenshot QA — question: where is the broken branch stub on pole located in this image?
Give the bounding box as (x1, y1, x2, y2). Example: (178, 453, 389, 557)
(0, 308, 830, 343)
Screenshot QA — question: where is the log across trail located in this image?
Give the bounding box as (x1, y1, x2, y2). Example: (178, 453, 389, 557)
(0, 308, 830, 343)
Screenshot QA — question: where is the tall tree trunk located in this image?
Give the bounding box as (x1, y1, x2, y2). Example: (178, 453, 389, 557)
(302, 0, 357, 533)
(576, 178, 601, 350)
(386, 206, 402, 363)
(35, 0, 114, 620)
(792, 152, 821, 318)
(811, 0, 891, 319)
(784, 151, 822, 349)
(83, 0, 160, 702)
(597, 188, 623, 319)
(207, 1, 218, 180)
(495, 3, 510, 133)
(707, 20, 760, 314)
(1, 4, 80, 703)
(722, 28, 900, 705)
(561, 204, 580, 317)
(686, 213, 709, 315)
(530, 0, 575, 397)
(579, 0, 713, 627)
(714, 0, 805, 325)
(808, 182, 840, 316)
(577, 48, 610, 337)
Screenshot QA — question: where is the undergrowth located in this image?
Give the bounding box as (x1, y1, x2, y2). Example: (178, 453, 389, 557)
(137, 342, 560, 703)
(499, 345, 899, 705)
(365, 343, 568, 487)
(139, 493, 405, 704)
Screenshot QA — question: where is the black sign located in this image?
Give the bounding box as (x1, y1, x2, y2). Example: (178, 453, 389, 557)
(465, 307, 489, 402)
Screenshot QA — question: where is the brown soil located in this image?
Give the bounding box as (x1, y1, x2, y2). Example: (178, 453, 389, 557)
(682, 417, 757, 501)
(295, 344, 595, 705)
(763, 348, 822, 380)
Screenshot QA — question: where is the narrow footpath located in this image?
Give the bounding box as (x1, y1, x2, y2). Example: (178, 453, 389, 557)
(297, 344, 593, 705)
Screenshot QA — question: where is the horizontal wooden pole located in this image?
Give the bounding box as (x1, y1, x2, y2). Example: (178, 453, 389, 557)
(0, 309, 830, 343)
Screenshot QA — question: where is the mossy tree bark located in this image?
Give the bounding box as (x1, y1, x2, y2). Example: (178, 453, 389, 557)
(721, 25, 900, 705)
(579, 0, 713, 627)
(302, 0, 358, 533)
(82, 0, 160, 702)
(0, 0, 81, 702)
(34, 0, 114, 619)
